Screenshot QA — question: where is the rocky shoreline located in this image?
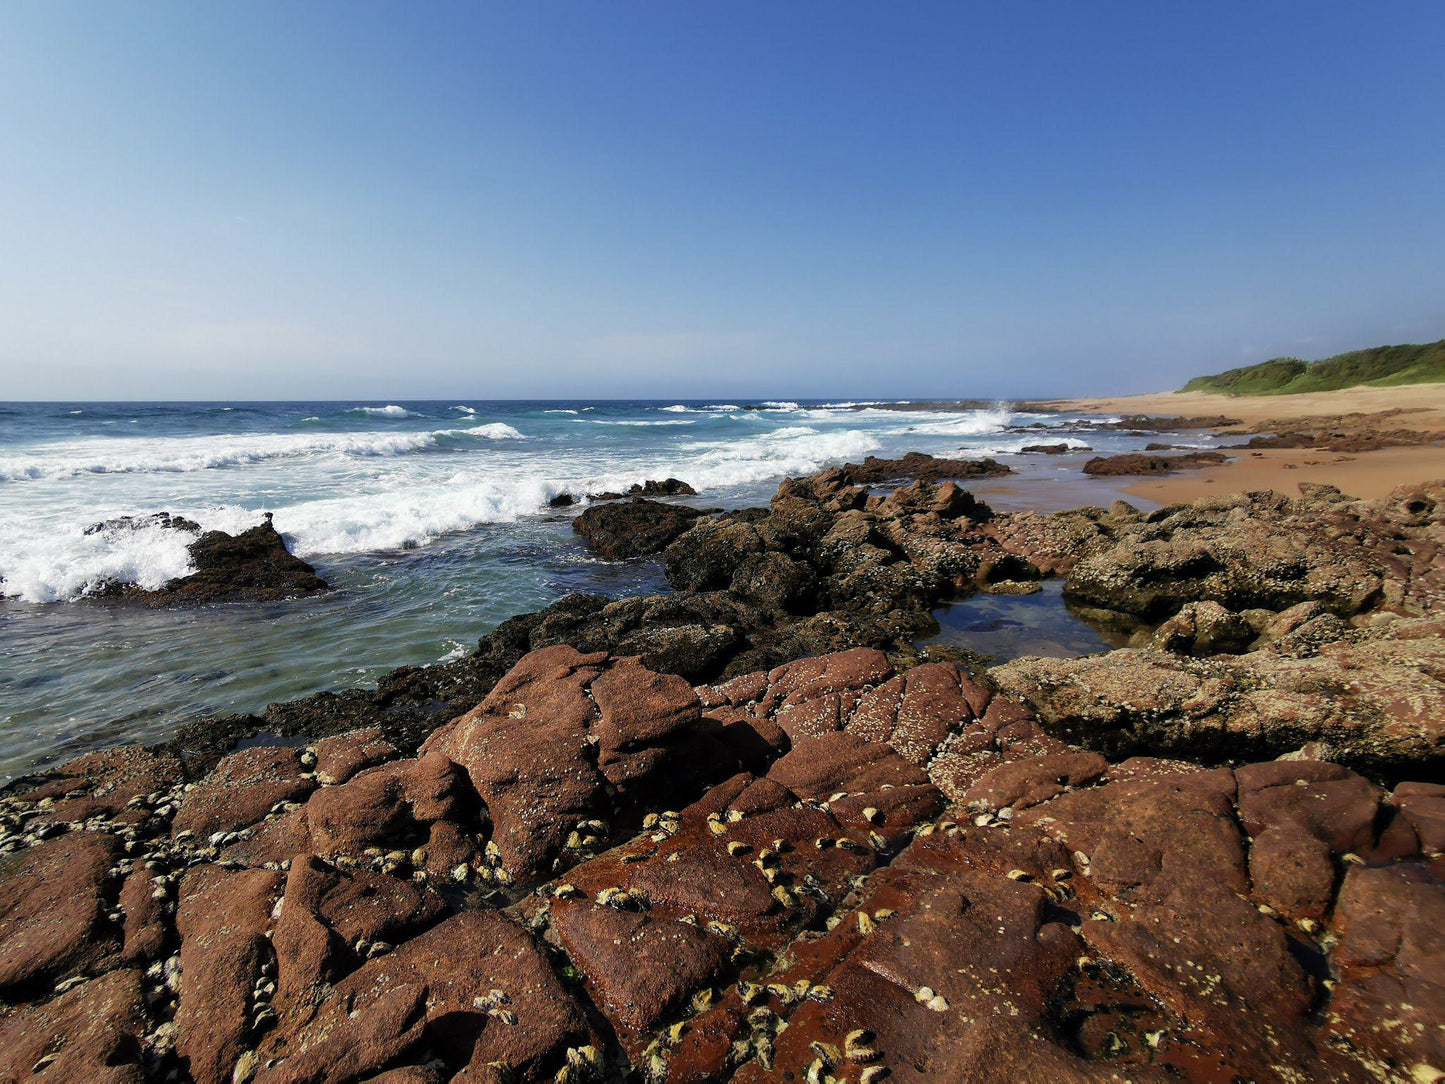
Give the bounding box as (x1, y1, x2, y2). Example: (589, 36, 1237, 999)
(2, 453, 1442, 1082)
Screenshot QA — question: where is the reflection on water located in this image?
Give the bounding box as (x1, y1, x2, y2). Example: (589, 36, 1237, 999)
(925, 579, 1124, 663)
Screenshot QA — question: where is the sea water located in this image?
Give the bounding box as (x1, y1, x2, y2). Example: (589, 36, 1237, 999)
(0, 399, 1158, 781)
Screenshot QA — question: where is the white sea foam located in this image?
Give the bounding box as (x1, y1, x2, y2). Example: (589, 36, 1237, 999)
(451, 405, 477, 414)
(674, 428, 881, 490)
(586, 419, 696, 426)
(444, 423, 525, 440)
(890, 408, 1013, 437)
(0, 522, 194, 602)
(660, 405, 692, 412)
(271, 474, 554, 556)
(0, 425, 521, 482)
(347, 404, 415, 417)
(544, 408, 579, 414)
(760, 400, 802, 411)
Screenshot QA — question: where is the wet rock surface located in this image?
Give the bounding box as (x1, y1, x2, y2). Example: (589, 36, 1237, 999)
(4, 643, 1443, 1082)
(1081, 450, 1228, 476)
(835, 451, 1011, 483)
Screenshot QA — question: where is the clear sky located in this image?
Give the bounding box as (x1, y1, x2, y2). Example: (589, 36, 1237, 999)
(1, 2, 1442, 401)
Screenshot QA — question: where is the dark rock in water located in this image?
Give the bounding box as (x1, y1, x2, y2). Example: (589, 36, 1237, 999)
(548, 492, 576, 507)
(571, 498, 712, 559)
(1019, 442, 1077, 454)
(1144, 441, 1176, 450)
(584, 478, 698, 502)
(629, 477, 697, 496)
(83, 510, 202, 535)
(1082, 450, 1228, 475)
(1108, 412, 1242, 430)
(96, 514, 329, 606)
(838, 451, 1011, 483)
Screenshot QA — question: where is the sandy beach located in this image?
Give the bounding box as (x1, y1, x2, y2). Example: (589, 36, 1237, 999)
(1042, 382, 1445, 501)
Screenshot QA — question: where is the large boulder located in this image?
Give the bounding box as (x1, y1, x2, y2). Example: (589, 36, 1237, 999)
(571, 499, 711, 559)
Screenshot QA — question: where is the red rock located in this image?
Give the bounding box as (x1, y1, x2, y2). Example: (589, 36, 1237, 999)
(173, 745, 315, 841)
(15, 745, 183, 826)
(1392, 781, 1445, 855)
(766, 730, 932, 801)
(312, 726, 398, 785)
(423, 647, 704, 882)
(0, 968, 147, 1083)
(257, 911, 590, 1082)
(227, 751, 483, 877)
(0, 831, 121, 993)
(1247, 825, 1336, 920)
(174, 865, 284, 1084)
(845, 663, 983, 764)
(962, 750, 1108, 812)
(118, 867, 167, 963)
(1235, 760, 1383, 856)
(551, 901, 732, 1032)
(1329, 862, 1445, 1068)
(271, 855, 446, 1015)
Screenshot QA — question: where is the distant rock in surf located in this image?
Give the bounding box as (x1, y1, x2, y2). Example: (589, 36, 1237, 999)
(585, 478, 699, 502)
(92, 514, 329, 606)
(83, 511, 202, 535)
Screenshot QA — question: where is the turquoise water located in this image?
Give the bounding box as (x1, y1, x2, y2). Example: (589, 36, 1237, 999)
(0, 398, 1166, 781)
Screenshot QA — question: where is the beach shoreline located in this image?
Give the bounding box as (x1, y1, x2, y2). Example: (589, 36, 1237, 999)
(1042, 381, 1445, 501)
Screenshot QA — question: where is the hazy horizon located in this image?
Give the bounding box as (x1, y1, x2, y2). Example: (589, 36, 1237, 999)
(2, 2, 1443, 400)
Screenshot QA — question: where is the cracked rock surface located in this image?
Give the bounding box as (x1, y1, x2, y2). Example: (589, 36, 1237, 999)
(3, 644, 1442, 1083)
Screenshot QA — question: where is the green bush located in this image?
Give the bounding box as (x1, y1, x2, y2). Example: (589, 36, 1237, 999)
(1182, 339, 1445, 395)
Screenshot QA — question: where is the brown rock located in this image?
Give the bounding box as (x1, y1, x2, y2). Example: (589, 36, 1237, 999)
(311, 726, 398, 785)
(173, 745, 315, 842)
(174, 865, 284, 1084)
(0, 831, 121, 994)
(550, 901, 732, 1032)
(0, 968, 147, 1083)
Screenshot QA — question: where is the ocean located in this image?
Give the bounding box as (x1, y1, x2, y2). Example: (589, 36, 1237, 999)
(0, 398, 1173, 782)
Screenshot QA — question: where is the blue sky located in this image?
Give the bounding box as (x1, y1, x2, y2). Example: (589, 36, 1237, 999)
(1, 2, 1442, 400)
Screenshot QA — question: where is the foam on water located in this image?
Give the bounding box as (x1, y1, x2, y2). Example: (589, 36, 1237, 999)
(347, 404, 415, 417)
(0, 425, 523, 482)
(0, 400, 1122, 606)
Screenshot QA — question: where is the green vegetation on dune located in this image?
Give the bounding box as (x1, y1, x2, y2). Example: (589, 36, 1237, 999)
(1182, 339, 1445, 395)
